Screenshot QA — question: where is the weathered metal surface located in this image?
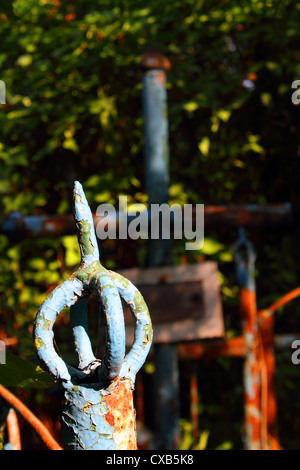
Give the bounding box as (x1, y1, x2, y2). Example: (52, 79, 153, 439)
(176, 284, 300, 451)
(141, 47, 179, 451)
(141, 46, 171, 71)
(0, 203, 293, 241)
(119, 263, 224, 344)
(141, 50, 171, 268)
(178, 336, 246, 360)
(61, 379, 137, 450)
(203, 203, 293, 228)
(6, 408, 21, 450)
(257, 287, 300, 450)
(33, 182, 152, 450)
(234, 229, 261, 450)
(0, 212, 75, 240)
(258, 309, 277, 449)
(177, 333, 300, 360)
(233, 228, 256, 292)
(239, 288, 261, 450)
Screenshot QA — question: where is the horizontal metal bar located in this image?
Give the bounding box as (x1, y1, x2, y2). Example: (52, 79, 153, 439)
(204, 203, 293, 228)
(177, 332, 300, 361)
(178, 336, 246, 360)
(0, 203, 293, 241)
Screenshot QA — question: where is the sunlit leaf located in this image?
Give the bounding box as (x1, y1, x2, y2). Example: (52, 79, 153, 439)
(0, 351, 54, 389)
(198, 137, 210, 156)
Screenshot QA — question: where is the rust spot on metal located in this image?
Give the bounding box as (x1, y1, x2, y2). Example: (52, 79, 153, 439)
(105, 411, 115, 427)
(103, 379, 137, 450)
(239, 287, 262, 450)
(141, 46, 171, 71)
(155, 71, 165, 86)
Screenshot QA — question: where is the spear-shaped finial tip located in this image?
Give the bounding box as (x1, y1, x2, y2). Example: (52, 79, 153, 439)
(73, 180, 99, 264)
(73, 181, 89, 206)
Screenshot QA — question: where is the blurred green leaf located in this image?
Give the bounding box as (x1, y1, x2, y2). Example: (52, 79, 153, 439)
(0, 351, 54, 389)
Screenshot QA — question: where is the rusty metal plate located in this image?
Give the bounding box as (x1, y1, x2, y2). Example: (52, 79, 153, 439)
(118, 262, 224, 344)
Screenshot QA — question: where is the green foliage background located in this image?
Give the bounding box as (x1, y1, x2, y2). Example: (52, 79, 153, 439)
(1, 0, 300, 449)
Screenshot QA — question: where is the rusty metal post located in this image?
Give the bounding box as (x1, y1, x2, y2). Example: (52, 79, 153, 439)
(33, 182, 152, 450)
(233, 228, 261, 450)
(258, 309, 278, 449)
(141, 47, 180, 449)
(257, 287, 300, 450)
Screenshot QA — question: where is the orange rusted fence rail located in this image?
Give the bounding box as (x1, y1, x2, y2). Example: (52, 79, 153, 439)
(172, 297, 299, 450)
(174, 285, 300, 449)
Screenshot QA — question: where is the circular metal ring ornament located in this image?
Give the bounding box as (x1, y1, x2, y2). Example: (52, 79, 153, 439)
(33, 182, 152, 450)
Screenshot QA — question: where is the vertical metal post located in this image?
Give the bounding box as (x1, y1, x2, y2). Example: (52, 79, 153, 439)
(141, 47, 180, 449)
(153, 344, 180, 449)
(141, 46, 172, 267)
(234, 228, 261, 450)
(259, 309, 278, 449)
